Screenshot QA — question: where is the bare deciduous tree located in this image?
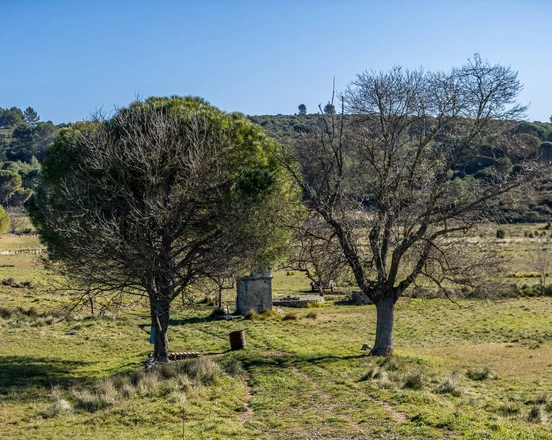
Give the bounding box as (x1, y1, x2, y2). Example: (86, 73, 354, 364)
(272, 55, 542, 355)
(285, 213, 350, 294)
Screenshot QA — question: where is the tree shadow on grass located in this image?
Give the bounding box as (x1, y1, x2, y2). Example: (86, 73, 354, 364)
(240, 350, 366, 371)
(0, 355, 93, 394)
(137, 314, 233, 334)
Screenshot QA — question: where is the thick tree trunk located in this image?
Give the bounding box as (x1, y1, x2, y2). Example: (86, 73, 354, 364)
(151, 295, 170, 362)
(370, 295, 395, 356)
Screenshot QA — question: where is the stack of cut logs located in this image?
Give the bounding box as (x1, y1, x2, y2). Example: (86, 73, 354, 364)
(168, 351, 200, 361)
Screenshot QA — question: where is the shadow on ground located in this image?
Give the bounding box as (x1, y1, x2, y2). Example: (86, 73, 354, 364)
(0, 355, 93, 393)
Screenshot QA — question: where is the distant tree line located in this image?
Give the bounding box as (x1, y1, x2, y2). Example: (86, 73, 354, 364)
(249, 113, 552, 222)
(0, 106, 63, 208)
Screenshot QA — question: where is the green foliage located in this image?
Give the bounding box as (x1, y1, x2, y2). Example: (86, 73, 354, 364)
(538, 141, 552, 163)
(297, 103, 307, 115)
(23, 107, 40, 126)
(0, 107, 24, 128)
(29, 96, 300, 360)
(0, 205, 9, 233)
(323, 102, 335, 114)
(0, 170, 21, 205)
(496, 229, 506, 239)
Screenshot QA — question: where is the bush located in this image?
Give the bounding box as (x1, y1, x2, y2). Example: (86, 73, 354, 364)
(41, 398, 73, 418)
(305, 311, 318, 319)
(403, 369, 425, 390)
(496, 229, 505, 239)
(283, 312, 298, 321)
(527, 405, 545, 423)
(0, 306, 13, 319)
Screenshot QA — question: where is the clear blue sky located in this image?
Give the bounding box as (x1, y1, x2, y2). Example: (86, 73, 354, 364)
(1, 0, 551, 124)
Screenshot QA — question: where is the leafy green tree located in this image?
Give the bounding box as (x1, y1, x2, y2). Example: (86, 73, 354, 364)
(0, 170, 23, 205)
(298, 104, 307, 115)
(23, 107, 40, 125)
(0, 206, 9, 233)
(323, 102, 335, 115)
(7, 157, 41, 190)
(9, 123, 35, 162)
(538, 141, 552, 163)
(29, 96, 299, 362)
(0, 107, 24, 128)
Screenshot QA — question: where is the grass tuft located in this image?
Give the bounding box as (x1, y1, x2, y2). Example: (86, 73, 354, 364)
(434, 376, 461, 396)
(402, 369, 425, 390)
(466, 367, 493, 381)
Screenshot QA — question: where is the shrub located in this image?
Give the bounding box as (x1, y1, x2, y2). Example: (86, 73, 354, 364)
(0, 306, 13, 319)
(283, 312, 298, 321)
(41, 398, 73, 418)
(305, 311, 318, 319)
(466, 367, 493, 381)
(527, 405, 545, 423)
(403, 369, 425, 390)
(496, 229, 505, 239)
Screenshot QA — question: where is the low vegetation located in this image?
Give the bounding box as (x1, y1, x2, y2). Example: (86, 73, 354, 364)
(2, 233, 552, 438)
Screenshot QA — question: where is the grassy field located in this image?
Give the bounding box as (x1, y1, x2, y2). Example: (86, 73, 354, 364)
(2, 232, 552, 439)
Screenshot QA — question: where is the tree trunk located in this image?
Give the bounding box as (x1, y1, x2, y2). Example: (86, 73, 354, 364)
(370, 295, 395, 356)
(151, 295, 170, 362)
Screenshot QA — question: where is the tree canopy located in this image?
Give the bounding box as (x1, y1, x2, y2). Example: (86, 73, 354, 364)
(30, 96, 299, 361)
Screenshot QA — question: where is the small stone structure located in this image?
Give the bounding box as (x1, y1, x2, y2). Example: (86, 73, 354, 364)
(236, 271, 273, 314)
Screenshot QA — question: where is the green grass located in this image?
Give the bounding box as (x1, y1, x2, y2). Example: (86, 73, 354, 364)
(2, 232, 552, 438)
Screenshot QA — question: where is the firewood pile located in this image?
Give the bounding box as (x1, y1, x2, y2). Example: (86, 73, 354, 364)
(168, 351, 200, 361)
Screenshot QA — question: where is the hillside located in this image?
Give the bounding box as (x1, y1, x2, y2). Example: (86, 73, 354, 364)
(249, 114, 552, 222)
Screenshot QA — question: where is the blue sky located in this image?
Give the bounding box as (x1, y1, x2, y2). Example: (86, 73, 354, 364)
(1, 0, 551, 124)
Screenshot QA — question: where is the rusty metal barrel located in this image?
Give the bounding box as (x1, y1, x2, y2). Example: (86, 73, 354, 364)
(229, 330, 246, 350)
